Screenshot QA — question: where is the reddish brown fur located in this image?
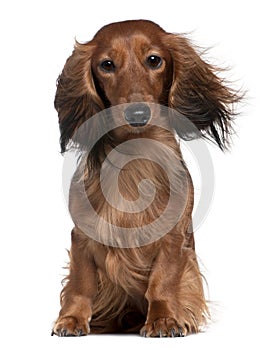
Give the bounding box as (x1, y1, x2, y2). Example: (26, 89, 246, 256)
(52, 20, 240, 337)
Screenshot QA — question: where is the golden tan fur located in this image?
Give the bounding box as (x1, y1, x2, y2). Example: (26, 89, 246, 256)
(52, 20, 240, 337)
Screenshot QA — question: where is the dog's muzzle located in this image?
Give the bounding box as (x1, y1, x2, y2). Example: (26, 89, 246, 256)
(124, 103, 151, 127)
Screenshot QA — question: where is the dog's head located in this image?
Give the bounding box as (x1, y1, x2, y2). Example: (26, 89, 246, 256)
(55, 20, 240, 157)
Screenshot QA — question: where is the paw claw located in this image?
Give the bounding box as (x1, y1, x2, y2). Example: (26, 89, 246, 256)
(178, 327, 184, 337)
(61, 329, 67, 337)
(170, 329, 176, 337)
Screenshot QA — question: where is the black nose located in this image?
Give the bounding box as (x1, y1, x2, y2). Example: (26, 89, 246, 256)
(124, 103, 151, 127)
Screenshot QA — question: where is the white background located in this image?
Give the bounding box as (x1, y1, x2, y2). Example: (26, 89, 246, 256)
(1, 0, 276, 349)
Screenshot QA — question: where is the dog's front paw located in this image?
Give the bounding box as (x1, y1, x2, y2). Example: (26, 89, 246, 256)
(140, 317, 187, 338)
(51, 316, 90, 337)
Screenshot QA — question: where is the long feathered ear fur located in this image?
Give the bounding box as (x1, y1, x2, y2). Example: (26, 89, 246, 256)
(166, 34, 242, 149)
(55, 40, 104, 153)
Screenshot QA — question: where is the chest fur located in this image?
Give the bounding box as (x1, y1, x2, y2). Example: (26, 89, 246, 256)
(69, 142, 189, 248)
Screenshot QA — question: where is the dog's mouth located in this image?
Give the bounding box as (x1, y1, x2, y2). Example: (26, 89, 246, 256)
(128, 121, 149, 127)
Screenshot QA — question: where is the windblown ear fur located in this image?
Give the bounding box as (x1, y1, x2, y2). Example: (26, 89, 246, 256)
(166, 34, 242, 149)
(55, 40, 104, 153)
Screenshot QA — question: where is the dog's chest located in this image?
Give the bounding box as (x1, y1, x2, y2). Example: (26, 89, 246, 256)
(104, 245, 157, 294)
(91, 158, 171, 223)
(70, 144, 188, 248)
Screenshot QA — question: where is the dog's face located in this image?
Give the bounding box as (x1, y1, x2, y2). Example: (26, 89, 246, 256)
(90, 21, 173, 132)
(91, 21, 172, 106)
(55, 20, 240, 155)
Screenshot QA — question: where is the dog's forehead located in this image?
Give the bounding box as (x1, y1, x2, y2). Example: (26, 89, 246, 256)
(102, 34, 154, 53)
(93, 24, 167, 58)
(93, 20, 166, 44)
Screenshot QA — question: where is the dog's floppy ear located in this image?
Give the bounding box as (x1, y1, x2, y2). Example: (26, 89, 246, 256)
(55, 40, 104, 153)
(166, 34, 241, 149)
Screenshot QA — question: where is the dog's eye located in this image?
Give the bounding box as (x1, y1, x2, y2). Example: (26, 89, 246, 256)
(100, 60, 116, 72)
(146, 55, 163, 69)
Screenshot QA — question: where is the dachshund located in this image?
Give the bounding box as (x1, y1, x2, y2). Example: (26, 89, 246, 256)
(52, 20, 240, 337)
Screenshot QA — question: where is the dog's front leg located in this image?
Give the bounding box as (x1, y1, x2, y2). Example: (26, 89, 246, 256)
(140, 234, 207, 337)
(52, 228, 97, 336)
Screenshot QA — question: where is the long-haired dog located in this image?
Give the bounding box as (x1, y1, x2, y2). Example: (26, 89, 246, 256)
(52, 20, 240, 337)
